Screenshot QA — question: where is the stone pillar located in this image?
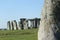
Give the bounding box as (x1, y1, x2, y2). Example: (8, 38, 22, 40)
(12, 21, 14, 30)
(7, 21, 11, 30)
(35, 18, 40, 28)
(34, 18, 38, 28)
(29, 19, 34, 28)
(37, 19, 40, 28)
(24, 20, 28, 29)
(28, 20, 31, 29)
(38, 0, 60, 40)
(18, 21, 21, 30)
(32, 18, 39, 28)
(20, 18, 26, 30)
(13, 20, 18, 30)
(10, 21, 14, 30)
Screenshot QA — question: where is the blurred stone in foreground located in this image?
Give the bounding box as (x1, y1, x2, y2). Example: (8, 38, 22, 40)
(38, 0, 60, 40)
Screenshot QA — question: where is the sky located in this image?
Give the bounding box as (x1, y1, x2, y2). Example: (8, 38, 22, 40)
(0, 0, 44, 29)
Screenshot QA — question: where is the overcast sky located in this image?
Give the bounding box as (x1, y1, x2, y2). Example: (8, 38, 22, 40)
(0, 0, 44, 29)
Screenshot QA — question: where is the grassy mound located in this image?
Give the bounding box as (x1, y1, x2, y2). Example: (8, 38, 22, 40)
(0, 28, 38, 40)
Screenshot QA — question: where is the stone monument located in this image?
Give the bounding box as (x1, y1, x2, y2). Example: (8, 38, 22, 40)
(7, 21, 11, 30)
(38, 0, 60, 40)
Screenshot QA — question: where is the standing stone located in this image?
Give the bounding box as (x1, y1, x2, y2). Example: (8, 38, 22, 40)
(24, 20, 28, 29)
(11, 21, 14, 30)
(18, 21, 21, 30)
(34, 18, 40, 28)
(7, 21, 11, 30)
(20, 18, 26, 30)
(37, 18, 40, 28)
(28, 20, 31, 29)
(29, 19, 34, 28)
(38, 0, 60, 40)
(13, 20, 18, 30)
(33, 19, 35, 28)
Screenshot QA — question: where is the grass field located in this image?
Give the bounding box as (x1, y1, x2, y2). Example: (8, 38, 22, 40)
(0, 28, 38, 40)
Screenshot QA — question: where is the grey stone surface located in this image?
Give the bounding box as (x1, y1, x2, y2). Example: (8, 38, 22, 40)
(13, 20, 18, 30)
(28, 18, 40, 28)
(38, 0, 60, 40)
(24, 20, 28, 29)
(10, 21, 13, 30)
(20, 18, 26, 30)
(34, 18, 40, 28)
(10, 20, 18, 30)
(29, 19, 34, 28)
(18, 21, 21, 30)
(7, 21, 11, 30)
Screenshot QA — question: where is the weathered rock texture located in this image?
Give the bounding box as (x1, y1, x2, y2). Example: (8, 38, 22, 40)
(38, 0, 60, 40)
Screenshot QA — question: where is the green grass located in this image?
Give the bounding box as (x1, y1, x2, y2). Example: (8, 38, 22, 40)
(0, 28, 38, 40)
